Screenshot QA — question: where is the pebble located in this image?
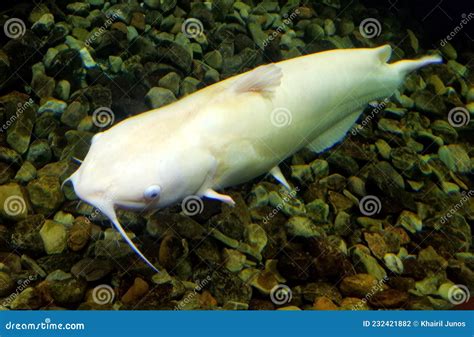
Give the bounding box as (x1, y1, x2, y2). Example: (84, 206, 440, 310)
(40, 220, 67, 254)
(67, 216, 91, 251)
(145, 87, 177, 109)
(26, 176, 64, 214)
(340, 273, 386, 297)
(121, 277, 150, 304)
(438, 145, 471, 173)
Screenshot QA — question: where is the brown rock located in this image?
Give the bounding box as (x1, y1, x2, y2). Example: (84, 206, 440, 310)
(340, 273, 387, 298)
(67, 216, 91, 251)
(121, 277, 149, 304)
(313, 296, 338, 310)
(364, 232, 389, 259)
(369, 289, 409, 308)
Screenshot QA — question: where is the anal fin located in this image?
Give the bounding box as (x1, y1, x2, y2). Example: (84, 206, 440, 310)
(269, 166, 291, 190)
(307, 109, 364, 153)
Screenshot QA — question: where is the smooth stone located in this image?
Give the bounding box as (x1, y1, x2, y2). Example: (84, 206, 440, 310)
(40, 220, 67, 254)
(14, 161, 37, 183)
(145, 87, 176, 109)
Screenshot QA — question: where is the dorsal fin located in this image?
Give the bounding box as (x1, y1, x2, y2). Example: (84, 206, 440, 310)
(230, 63, 283, 95)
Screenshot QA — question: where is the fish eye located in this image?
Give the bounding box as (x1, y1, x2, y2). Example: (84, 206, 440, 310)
(144, 185, 161, 200)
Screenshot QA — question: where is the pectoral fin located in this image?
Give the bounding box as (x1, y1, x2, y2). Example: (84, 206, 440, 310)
(230, 63, 283, 95)
(270, 166, 291, 190)
(203, 189, 236, 205)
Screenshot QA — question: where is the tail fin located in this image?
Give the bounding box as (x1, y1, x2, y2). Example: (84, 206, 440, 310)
(390, 54, 443, 76)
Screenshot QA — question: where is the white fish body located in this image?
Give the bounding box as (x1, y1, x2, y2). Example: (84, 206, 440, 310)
(69, 45, 441, 271)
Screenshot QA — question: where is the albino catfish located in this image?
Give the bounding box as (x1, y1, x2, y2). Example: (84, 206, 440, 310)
(67, 45, 441, 271)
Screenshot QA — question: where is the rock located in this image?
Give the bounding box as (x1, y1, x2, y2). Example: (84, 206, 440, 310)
(306, 199, 329, 223)
(204, 50, 223, 70)
(46, 270, 87, 305)
(286, 216, 324, 238)
(313, 296, 338, 310)
(55, 80, 71, 101)
(396, 210, 422, 234)
(108, 56, 123, 73)
(40, 220, 67, 254)
(0, 271, 14, 296)
(303, 282, 342, 303)
(0, 183, 29, 220)
(412, 90, 446, 116)
(157, 72, 180, 96)
(351, 245, 387, 280)
(384, 253, 404, 274)
(245, 223, 267, 254)
(26, 176, 64, 214)
(369, 289, 409, 308)
(9, 287, 43, 309)
(145, 87, 176, 109)
(121, 277, 149, 304)
(291, 164, 313, 184)
(68, 217, 91, 251)
(71, 258, 114, 282)
(61, 101, 88, 128)
(144, 0, 160, 9)
(340, 273, 386, 297)
(223, 249, 247, 272)
(32, 13, 55, 34)
(26, 140, 52, 168)
(438, 145, 471, 173)
(38, 99, 67, 116)
(180, 76, 201, 96)
(0, 163, 14, 184)
(12, 215, 45, 253)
